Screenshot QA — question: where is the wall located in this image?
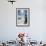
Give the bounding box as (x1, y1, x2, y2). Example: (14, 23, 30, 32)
(0, 0, 46, 41)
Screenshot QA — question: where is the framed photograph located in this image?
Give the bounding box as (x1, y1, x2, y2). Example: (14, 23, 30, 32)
(16, 8, 30, 27)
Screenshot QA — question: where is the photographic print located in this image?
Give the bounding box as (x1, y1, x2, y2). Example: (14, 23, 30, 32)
(16, 8, 30, 27)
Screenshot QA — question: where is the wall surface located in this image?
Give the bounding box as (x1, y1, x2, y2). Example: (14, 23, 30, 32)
(0, 0, 46, 41)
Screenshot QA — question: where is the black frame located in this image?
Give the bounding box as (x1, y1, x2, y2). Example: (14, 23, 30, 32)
(16, 8, 30, 27)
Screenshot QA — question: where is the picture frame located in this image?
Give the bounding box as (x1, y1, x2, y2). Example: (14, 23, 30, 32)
(16, 8, 30, 27)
